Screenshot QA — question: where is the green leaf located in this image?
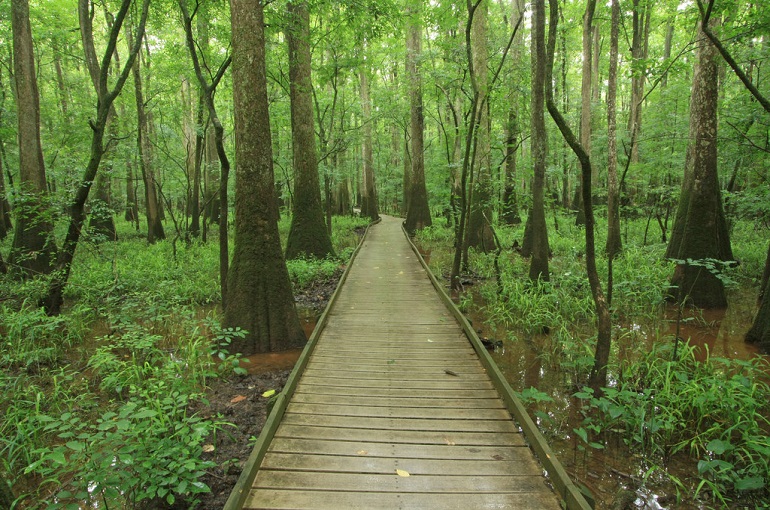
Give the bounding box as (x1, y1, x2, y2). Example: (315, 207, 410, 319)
(49, 449, 67, 465)
(133, 409, 159, 419)
(706, 439, 732, 455)
(734, 476, 764, 491)
(65, 441, 84, 452)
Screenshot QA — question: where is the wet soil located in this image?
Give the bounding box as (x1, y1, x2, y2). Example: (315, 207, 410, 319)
(193, 271, 341, 509)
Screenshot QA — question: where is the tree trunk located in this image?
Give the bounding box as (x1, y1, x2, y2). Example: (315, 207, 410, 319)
(224, 0, 305, 354)
(131, 42, 165, 243)
(404, 0, 432, 234)
(285, 0, 335, 259)
(9, 0, 56, 277)
(466, 0, 494, 252)
(605, 0, 621, 258)
(527, 0, 549, 281)
(628, 0, 650, 164)
(745, 241, 770, 351)
(0, 148, 11, 239)
(665, 20, 734, 309)
(44, 0, 149, 314)
(545, 0, 611, 392)
(359, 63, 379, 221)
(501, 0, 524, 226)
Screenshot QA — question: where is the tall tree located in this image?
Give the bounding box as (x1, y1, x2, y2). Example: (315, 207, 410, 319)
(284, 0, 335, 259)
(501, 0, 524, 226)
(131, 36, 165, 243)
(545, 0, 611, 391)
(44, 0, 150, 314)
(404, 0, 431, 233)
(9, 0, 56, 277)
(465, 0, 494, 252)
(179, 0, 232, 307)
(0, 146, 10, 240)
(359, 55, 379, 221)
(605, 0, 621, 259)
(664, 20, 734, 308)
(224, 0, 305, 354)
(627, 0, 651, 164)
(525, 0, 550, 281)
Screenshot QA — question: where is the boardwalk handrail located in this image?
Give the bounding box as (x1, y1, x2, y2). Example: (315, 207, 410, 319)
(402, 223, 593, 510)
(223, 218, 379, 510)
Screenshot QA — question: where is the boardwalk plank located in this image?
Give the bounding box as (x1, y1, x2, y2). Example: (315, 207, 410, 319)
(231, 216, 566, 510)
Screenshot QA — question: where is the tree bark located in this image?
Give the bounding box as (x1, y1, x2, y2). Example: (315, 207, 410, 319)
(9, 0, 56, 277)
(224, 0, 305, 354)
(545, 0, 611, 391)
(605, 0, 622, 258)
(0, 147, 11, 240)
(44, 0, 149, 314)
(285, 0, 335, 259)
(665, 20, 734, 309)
(359, 62, 379, 221)
(527, 0, 549, 281)
(131, 38, 165, 243)
(404, 0, 432, 234)
(466, 0, 494, 252)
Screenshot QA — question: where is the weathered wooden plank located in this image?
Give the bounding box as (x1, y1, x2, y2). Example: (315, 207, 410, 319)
(285, 402, 510, 420)
(273, 424, 522, 446)
(301, 368, 490, 381)
(259, 452, 539, 476)
(296, 375, 495, 390)
(244, 490, 560, 510)
(293, 383, 499, 399)
(280, 413, 519, 433)
(267, 437, 526, 460)
(289, 393, 506, 410)
(254, 471, 550, 494)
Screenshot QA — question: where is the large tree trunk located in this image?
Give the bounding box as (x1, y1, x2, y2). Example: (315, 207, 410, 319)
(665, 20, 734, 309)
(526, 0, 549, 281)
(404, 0, 431, 233)
(627, 0, 651, 164)
(9, 0, 56, 277)
(285, 0, 335, 259)
(466, 0, 494, 252)
(605, 0, 621, 258)
(224, 0, 305, 355)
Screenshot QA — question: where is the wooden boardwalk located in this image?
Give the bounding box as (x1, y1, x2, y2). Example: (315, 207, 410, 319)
(226, 216, 590, 510)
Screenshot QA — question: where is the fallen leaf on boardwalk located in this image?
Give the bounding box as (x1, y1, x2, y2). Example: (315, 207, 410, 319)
(396, 469, 410, 477)
(230, 395, 247, 403)
(398, 271, 404, 275)
(427, 339, 433, 343)
(444, 369, 460, 377)
(443, 437, 456, 446)
(357, 450, 369, 456)
(202, 444, 215, 453)
(262, 389, 276, 398)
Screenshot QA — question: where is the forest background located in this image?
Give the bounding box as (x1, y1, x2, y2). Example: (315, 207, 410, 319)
(0, 0, 769, 508)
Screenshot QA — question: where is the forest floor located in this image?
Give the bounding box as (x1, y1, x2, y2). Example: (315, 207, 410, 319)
(194, 264, 345, 508)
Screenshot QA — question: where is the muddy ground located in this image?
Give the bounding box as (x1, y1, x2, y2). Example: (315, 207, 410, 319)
(194, 269, 343, 509)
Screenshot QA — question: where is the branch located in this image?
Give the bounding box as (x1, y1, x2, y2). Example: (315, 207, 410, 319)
(697, 0, 770, 115)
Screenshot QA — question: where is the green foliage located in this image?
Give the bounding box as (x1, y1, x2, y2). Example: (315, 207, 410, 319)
(26, 388, 219, 508)
(572, 342, 770, 505)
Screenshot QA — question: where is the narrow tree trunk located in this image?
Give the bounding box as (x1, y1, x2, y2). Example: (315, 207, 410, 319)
(131, 42, 165, 243)
(466, 0, 494, 252)
(545, 0, 611, 391)
(225, 0, 305, 354)
(0, 149, 11, 239)
(285, 0, 335, 259)
(605, 0, 622, 258)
